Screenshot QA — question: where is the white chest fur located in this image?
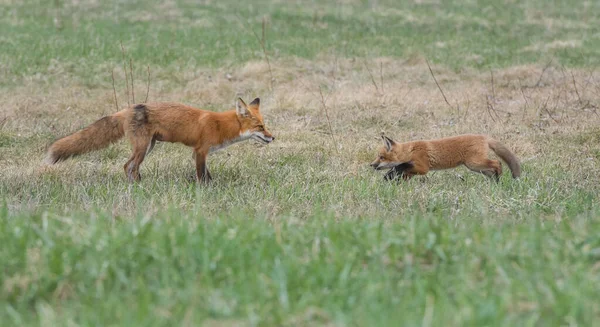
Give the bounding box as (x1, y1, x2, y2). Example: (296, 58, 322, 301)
(209, 131, 253, 153)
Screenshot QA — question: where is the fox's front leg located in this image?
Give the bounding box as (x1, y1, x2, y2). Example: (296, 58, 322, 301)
(384, 168, 399, 181)
(402, 172, 415, 181)
(194, 150, 212, 183)
(384, 166, 405, 181)
(384, 162, 415, 182)
(404, 160, 429, 179)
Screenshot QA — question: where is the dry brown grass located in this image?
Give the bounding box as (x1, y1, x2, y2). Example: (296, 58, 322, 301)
(2, 57, 599, 155)
(1, 57, 599, 217)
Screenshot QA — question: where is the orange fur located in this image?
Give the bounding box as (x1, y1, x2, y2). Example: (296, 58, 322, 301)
(370, 134, 521, 181)
(45, 98, 274, 182)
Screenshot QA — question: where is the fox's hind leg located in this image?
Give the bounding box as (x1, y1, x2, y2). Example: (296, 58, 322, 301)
(465, 159, 502, 182)
(123, 137, 152, 182)
(145, 135, 157, 156)
(122, 104, 155, 182)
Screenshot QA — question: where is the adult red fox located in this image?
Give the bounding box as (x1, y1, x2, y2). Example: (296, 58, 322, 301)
(370, 134, 520, 181)
(45, 97, 274, 182)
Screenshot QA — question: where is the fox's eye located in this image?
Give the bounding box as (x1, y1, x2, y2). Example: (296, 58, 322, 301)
(379, 156, 385, 160)
(257, 125, 264, 131)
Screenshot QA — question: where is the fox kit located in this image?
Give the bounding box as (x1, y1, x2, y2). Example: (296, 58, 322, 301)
(45, 97, 274, 182)
(370, 134, 520, 181)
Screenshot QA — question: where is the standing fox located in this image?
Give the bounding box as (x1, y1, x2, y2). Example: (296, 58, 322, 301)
(370, 134, 520, 181)
(45, 97, 274, 182)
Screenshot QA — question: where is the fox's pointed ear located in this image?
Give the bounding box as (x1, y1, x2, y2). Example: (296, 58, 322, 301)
(382, 135, 396, 151)
(236, 98, 249, 117)
(249, 97, 260, 108)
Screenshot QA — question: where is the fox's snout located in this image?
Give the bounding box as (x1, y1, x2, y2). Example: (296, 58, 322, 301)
(253, 130, 275, 144)
(263, 130, 275, 142)
(370, 160, 380, 169)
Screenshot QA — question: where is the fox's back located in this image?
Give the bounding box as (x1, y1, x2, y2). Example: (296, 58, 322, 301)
(120, 102, 213, 145)
(421, 134, 488, 169)
(141, 102, 206, 120)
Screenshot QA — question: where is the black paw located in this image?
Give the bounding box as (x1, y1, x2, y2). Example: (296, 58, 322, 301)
(384, 168, 401, 181)
(383, 162, 414, 182)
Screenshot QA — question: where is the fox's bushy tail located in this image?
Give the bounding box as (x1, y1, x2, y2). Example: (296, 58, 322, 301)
(488, 138, 521, 178)
(45, 113, 125, 164)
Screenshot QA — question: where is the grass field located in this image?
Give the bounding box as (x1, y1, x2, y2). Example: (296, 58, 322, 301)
(1, 0, 600, 326)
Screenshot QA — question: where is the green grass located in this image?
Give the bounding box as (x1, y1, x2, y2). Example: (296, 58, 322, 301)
(2, 207, 600, 326)
(2, 0, 600, 326)
(1, 136, 600, 325)
(1, 0, 600, 87)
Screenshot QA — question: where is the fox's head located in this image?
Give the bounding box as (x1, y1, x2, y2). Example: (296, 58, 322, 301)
(370, 135, 406, 170)
(370, 136, 397, 170)
(236, 97, 274, 144)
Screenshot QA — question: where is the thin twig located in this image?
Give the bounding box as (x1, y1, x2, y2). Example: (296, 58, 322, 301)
(318, 86, 339, 154)
(129, 58, 135, 104)
(537, 94, 551, 119)
(262, 17, 266, 46)
(570, 71, 582, 104)
(559, 66, 570, 110)
(401, 86, 413, 102)
(485, 95, 497, 123)
(518, 78, 530, 120)
(462, 95, 471, 121)
(363, 60, 380, 93)
(145, 65, 150, 103)
(486, 68, 501, 122)
(110, 68, 119, 112)
(247, 16, 274, 91)
(380, 61, 384, 94)
(425, 58, 453, 111)
(543, 99, 560, 123)
(581, 67, 596, 93)
(489, 68, 496, 100)
(556, 66, 571, 118)
(331, 51, 339, 90)
(120, 41, 130, 107)
(533, 59, 553, 88)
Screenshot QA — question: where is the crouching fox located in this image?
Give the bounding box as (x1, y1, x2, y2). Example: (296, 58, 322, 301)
(370, 134, 520, 181)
